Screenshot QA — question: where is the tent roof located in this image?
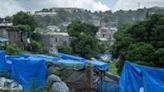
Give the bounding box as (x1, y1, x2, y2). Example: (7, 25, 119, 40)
(58, 53, 109, 71)
(6, 52, 109, 71)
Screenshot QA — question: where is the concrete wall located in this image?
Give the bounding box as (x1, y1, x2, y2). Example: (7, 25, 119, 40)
(40, 33, 71, 52)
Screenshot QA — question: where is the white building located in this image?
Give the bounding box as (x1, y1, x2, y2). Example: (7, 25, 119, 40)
(34, 11, 57, 17)
(96, 21, 117, 45)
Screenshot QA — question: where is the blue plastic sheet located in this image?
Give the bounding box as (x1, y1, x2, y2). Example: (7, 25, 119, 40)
(0, 50, 6, 70)
(7, 56, 47, 90)
(58, 53, 86, 62)
(120, 61, 164, 92)
(99, 81, 119, 92)
(58, 53, 109, 71)
(87, 59, 109, 71)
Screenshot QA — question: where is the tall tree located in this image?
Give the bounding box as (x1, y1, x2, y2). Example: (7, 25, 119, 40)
(13, 11, 37, 31)
(67, 21, 101, 58)
(112, 14, 164, 74)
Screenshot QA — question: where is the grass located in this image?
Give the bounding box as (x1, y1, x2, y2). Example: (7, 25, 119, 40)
(108, 61, 118, 75)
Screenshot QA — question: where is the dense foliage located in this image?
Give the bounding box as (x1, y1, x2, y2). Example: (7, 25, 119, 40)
(5, 44, 22, 55)
(12, 11, 44, 53)
(67, 21, 103, 58)
(112, 14, 164, 73)
(13, 11, 37, 31)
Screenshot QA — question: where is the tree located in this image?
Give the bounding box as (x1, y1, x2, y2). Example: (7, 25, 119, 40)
(112, 14, 164, 74)
(12, 11, 45, 53)
(67, 20, 98, 37)
(71, 34, 100, 58)
(125, 42, 155, 65)
(67, 21, 102, 58)
(155, 48, 164, 67)
(16, 25, 31, 32)
(13, 11, 37, 31)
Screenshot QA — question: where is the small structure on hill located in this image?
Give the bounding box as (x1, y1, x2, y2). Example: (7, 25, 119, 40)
(0, 18, 29, 48)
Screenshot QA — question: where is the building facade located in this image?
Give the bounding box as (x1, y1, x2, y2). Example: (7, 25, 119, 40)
(0, 18, 28, 47)
(96, 19, 118, 45)
(39, 32, 71, 52)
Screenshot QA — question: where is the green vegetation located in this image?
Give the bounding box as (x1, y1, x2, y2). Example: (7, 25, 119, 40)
(59, 45, 72, 54)
(13, 11, 37, 31)
(5, 44, 23, 55)
(34, 7, 164, 28)
(109, 62, 118, 75)
(67, 20, 104, 59)
(112, 14, 164, 74)
(12, 11, 44, 53)
(31, 40, 44, 53)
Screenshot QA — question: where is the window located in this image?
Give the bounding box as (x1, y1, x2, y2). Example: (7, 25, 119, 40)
(55, 38, 58, 42)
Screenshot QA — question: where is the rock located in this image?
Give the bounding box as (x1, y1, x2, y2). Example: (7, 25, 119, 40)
(0, 77, 22, 90)
(48, 74, 61, 83)
(51, 82, 69, 92)
(48, 74, 69, 92)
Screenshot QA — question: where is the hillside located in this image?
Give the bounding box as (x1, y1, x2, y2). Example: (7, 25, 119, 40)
(34, 8, 100, 29)
(34, 7, 164, 29)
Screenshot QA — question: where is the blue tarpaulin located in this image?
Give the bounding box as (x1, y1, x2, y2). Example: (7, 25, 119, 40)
(99, 81, 119, 92)
(7, 56, 47, 90)
(88, 59, 109, 71)
(120, 61, 164, 92)
(0, 51, 109, 91)
(24, 53, 108, 71)
(58, 53, 109, 71)
(58, 53, 86, 62)
(0, 50, 6, 70)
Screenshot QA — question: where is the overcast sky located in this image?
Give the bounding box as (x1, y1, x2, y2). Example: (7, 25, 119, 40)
(0, 0, 164, 17)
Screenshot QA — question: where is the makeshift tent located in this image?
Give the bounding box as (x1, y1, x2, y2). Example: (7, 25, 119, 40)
(55, 53, 111, 92)
(120, 61, 164, 92)
(5, 55, 47, 91)
(21, 54, 86, 69)
(0, 51, 114, 92)
(22, 53, 105, 91)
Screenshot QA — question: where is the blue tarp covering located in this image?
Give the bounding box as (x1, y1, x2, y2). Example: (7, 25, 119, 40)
(88, 59, 109, 71)
(58, 53, 109, 71)
(120, 61, 164, 92)
(99, 81, 119, 92)
(58, 53, 86, 62)
(0, 50, 109, 91)
(0, 50, 6, 70)
(7, 56, 47, 90)
(22, 53, 108, 71)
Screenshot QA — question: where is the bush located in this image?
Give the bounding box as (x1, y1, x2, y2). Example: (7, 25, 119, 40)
(5, 44, 22, 55)
(31, 40, 44, 53)
(58, 45, 72, 54)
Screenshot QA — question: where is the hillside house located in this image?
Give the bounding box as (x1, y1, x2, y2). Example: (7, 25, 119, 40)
(0, 18, 29, 47)
(39, 31, 71, 53)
